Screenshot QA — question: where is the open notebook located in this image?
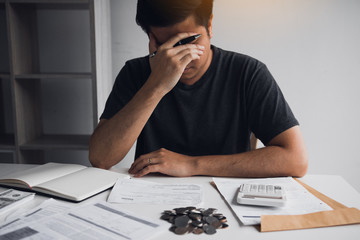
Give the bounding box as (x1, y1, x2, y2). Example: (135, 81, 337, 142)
(0, 163, 126, 202)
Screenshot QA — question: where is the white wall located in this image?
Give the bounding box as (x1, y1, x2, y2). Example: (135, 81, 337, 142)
(110, 0, 360, 191)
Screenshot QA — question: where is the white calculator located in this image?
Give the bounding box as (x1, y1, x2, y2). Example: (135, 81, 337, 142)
(237, 183, 286, 207)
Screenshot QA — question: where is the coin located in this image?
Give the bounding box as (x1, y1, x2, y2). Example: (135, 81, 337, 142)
(186, 206, 196, 211)
(169, 226, 176, 233)
(160, 214, 171, 221)
(211, 221, 223, 229)
(202, 209, 213, 216)
(191, 220, 203, 227)
(189, 213, 202, 221)
(213, 213, 224, 219)
(174, 207, 188, 215)
(174, 227, 188, 235)
(203, 224, 217, 235)
(174, 215, 190, 228)
(205, 216, 218, 224)
(160, 206, 228, 235)
(219, 216, 227, 223)
(193, 227, 204, 234)
(221, 223, 229, 229)
(190, 209, 202, 214)
(187, 224, 195, 233)
(163, 210, 175, 215)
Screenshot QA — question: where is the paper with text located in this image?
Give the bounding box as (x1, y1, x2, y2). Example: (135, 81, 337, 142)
(0, 199, 167, 240)
(108, 178, 202, 205)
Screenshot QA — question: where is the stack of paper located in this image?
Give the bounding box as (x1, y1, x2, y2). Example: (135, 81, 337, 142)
(0, 189, 35, 214)
(0, 199, 167, 240)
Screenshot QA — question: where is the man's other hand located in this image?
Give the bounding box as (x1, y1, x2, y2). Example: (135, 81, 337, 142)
(128, 148, 196, 177)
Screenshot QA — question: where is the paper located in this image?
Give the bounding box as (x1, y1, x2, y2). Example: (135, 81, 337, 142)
(0, 199, 167, 240)
(107, 178, 202, 205)
(0, 189, 35, 214)
(260, 179, 360, 232)
(213, 177, 332, 225)
(261, 207, 360, 232)
(0, 199, 72, 232)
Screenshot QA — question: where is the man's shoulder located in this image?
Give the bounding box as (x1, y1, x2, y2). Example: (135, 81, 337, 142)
(113, 55, 150, 88)
(117, 55, 151, 79)
(123, 55, 149, 69)
(213, 45, 264, 69)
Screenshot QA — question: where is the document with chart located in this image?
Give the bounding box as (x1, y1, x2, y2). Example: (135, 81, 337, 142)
(0, 199, 167, 240)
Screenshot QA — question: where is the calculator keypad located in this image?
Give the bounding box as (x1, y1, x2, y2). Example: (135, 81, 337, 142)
(239, 184, 284, 198)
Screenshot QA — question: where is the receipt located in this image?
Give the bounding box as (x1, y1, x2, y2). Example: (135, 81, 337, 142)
(107, 178, 202, 205)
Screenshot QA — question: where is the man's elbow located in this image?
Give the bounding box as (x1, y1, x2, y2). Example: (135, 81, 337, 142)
(88, 139, 114, 170)
(89, 151, 108, 169)
(289, 151, 308, 178)
(89, 142, 126, 170)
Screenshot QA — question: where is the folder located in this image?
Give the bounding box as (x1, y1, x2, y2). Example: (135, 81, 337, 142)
(260, 178, 360, 232)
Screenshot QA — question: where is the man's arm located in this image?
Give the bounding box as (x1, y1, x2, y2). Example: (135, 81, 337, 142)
(89, 81, 165, 169)
(128, 125, 308, 177)
(89, 33, 205, 169)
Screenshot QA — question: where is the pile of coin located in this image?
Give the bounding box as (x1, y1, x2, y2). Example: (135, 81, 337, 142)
(160, 207, 228, 235)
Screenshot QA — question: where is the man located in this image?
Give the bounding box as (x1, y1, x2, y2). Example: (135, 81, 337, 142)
(89, 0, 308, 178)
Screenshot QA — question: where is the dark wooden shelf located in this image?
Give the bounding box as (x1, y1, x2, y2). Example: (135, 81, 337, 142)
(15, 73, 92, 79)
(0, 74, 10, 78)
(8, 0, 90, 8)
(1, 0, 111, 163)
(20, 134, 90, 150)
(0, 134, 15, 150)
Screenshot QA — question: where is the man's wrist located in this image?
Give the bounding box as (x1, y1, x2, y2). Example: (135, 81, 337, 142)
(190, 155, 205, 176)
(145, 75, 172, 97)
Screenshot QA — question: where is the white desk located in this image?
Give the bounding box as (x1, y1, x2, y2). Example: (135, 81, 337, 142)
(1, 164, 360, 239)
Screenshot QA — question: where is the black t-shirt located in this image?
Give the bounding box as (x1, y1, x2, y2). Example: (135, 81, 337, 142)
(101, 45, 299, 159)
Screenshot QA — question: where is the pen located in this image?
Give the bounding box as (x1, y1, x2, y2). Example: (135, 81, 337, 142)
(149, 34, 202, 58)
(173, 34, 202, 47)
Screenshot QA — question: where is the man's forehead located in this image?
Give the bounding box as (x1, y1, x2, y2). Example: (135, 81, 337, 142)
(149, 15, 203, 43)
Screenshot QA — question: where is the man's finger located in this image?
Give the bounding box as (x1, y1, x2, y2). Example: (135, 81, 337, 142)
(161, 32, 199, 49)
(148, 32, 158, 55)
(129, 154, 158, 174)
(133, 164, 160, 177)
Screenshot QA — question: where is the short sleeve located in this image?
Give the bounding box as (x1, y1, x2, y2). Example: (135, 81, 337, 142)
(246, 63, 299, 145)
(100, 58, 149, 120)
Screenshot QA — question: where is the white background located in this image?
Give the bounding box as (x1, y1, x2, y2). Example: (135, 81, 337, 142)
(110, 0, 360, 192)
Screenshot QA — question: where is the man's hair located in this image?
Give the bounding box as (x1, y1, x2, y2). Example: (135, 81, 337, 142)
(136, 0, 213, 34)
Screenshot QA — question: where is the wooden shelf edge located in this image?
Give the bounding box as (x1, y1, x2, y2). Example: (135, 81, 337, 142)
(15, 73, 92, 79)
(0, 74, 10, 78)
(0, 146, 16, 151)
(20, 134, 90, 150)
(8, 0, 90, 5)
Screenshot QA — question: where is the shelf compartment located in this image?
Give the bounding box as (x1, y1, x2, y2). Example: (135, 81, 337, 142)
(0, 152, 15, 163)
(13, 77, 94, 144)
(0, 77, 15, 149)
(20, 134, 90, 150)
(0, 134, 15, 150)
(8, 2, 92, 75)
(0, 2, 10, 74)
(2, 0, 111, 164)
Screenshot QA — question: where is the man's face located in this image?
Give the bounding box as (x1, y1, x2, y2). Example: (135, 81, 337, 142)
(149, 14, 213, 85)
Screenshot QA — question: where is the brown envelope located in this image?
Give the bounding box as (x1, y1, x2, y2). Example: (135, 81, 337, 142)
(260, 178, 360, 232)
